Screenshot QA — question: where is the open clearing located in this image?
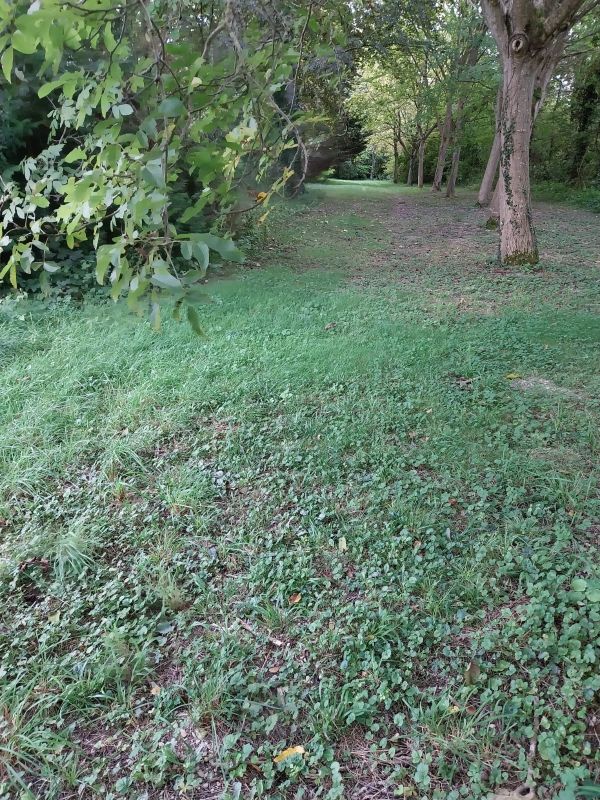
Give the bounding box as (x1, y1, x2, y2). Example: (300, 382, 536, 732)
(1, 182, 599, 799)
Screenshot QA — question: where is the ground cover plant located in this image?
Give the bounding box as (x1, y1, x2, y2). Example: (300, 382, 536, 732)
(1, 182, 599, 799)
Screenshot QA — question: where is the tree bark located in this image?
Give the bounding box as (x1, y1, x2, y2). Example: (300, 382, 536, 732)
(477, 82, 503, 206)
(393, 139, 400, 184)
(498, 52, 538, 264)
(478, 133, 500, 207)
(406, 154, 414, 186)
(445, 145, 461, 198)
(480, 0, 584, 265)
(432, 102, 452, 191)
(445, 100, 465, 198)
(417, 138, 425, 188)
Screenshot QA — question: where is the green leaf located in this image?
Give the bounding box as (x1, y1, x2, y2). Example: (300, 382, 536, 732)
(115, 103, 134, 117)
(12, 30, 37, 54)
(151, 272, 182, 290)
(141, 160, 166, 189)
(1, 47, 13, 83)
(572, 578, 587, 593)
(64, 147, 86, 163)
(157, 96, 186, 117)
(180, 241, 193, 261)
(192, 233, 244, 262)
(38, 78, 64, 98)
(191, 241, 210, 270)
(186, 305, 205, 336)
(103, 22, 117, 52)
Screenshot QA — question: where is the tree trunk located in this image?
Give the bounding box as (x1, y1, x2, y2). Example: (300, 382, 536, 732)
(445, 145, 461, 198)
(498, 52, 538, 264)
(478, 133, 500, 207)
(432, 102, 452, 191)
(477, 82, 503, 206)
(480, 0, 579, 265)
(393, 140, 400, 184)
(370, 150, 376, 180)
(445, 101, 464, 198)
(417, 138, 425, 188)
(406, 154, 414, 186)
(486, 180, 500, 228)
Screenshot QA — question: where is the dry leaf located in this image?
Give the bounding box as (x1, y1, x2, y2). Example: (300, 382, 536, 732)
(491, 788, 535, 800)
(288, 593, 301, 605)
(449, 705, 461, 714)
(464, 660, 481, 685)
(338, 536, 347, 552)
(324, 322, 337, 331)
(268, 665, 280, 674)
(48, 611, 60, 624)
(505, 372, 522, 380)
(149, 682, 161, 696)
(273, 745, 306, 763)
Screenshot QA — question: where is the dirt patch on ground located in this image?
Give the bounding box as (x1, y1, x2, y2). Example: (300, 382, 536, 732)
(510, 376, 582, 399)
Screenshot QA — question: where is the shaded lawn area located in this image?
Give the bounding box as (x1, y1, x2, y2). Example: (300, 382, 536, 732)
(0, 182, 599, 799)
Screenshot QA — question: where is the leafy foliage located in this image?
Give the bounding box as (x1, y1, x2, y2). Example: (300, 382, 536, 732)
(0, 0, 344, 321)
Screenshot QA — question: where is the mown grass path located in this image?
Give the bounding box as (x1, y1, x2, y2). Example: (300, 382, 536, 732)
(1, 182, 599, 799)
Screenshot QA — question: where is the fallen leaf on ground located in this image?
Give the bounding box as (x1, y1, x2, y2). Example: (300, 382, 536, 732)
(273, 745, 306, 763)
(464, 660, 481, 685)
(289, 592, 301, 605)
(505, 372, 522, 379)
(338, 536, 347, 552)
(149, 682, 161, 696)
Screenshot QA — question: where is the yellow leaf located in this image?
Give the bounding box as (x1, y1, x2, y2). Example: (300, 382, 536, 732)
(256, 191, 268, 203)
(338, 536, 347, 552)
(273, 745, 305, 763)
(449, 705, 460, 714)
(505, 372, 522, 380)
(288, 592, 301, 605)
(149, 682, 161, 696)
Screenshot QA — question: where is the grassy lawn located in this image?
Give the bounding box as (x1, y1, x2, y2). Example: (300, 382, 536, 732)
(1, 181, 599, 799)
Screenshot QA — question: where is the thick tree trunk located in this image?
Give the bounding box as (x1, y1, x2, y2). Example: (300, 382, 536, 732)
(480, 0, 578, 266)
(477, 82, 503, 206)
(417, 139, 425, 188)
(406, 154, 414, 186)
(498, 52, 538, 264)
(432, 103, 452, 191)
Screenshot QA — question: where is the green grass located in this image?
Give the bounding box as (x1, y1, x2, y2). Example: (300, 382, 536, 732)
(1, 182, 599, 799)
